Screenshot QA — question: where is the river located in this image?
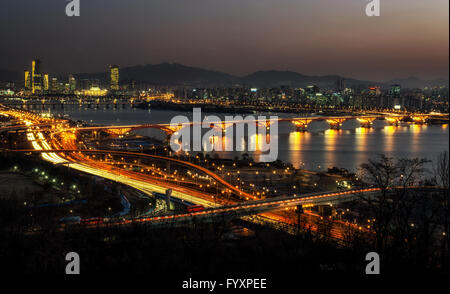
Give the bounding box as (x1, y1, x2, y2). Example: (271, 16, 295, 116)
(40, 105, 449, 172)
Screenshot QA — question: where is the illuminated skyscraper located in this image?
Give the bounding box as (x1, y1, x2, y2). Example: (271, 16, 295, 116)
(24, 71, 31, 90)
(31, 60, 39, 79)
(43, 74, 49, 91)
(110, 65, 119, 91)
(31, 59, 42, 94)
(51, 78, 59, 92)
(69, 74, 77, 91)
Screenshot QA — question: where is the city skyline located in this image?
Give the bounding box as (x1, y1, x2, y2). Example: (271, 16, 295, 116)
(0, 0, 448, 281)
(0, 0, 448, 81)
(4, 59, 450, 89)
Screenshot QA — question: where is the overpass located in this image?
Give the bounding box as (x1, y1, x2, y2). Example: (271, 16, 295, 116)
(5, 148, 259, 201)
(87, 188, 380, 228)
(0, 122, 64, 133)
(7, 148, 443, 217)
(82, 185, 445, 229)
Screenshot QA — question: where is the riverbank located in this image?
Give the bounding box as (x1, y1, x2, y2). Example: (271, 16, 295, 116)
(136, 100, 354, 116)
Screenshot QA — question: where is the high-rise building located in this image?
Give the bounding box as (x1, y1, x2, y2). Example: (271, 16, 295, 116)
(390, 84, 401, 96)
(91, 79, 100, 88)
(368, 86, 381, 96)
(69, 74, 77, 91)
(43, 74, 49, 91)
(31, 59, 43, 94)
(24, 71, 31, 89)
(51, 78, 59, 92)
(110, 65, 119, 91)
(79, 79, 91, 90)
(336, 78, 345, 93)
(31, 60, 39, 80)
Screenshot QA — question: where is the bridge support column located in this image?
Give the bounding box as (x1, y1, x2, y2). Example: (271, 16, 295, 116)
(165, 133, 172, 144)
(327, 119, 347, 130)
(166, 161, 171, 175)
(386, 116, 405, 126)
(256, 121, 273, 132)
(292, 119, 312, 132)
(318, 205, 333, 218)
(357, 118, 376, 128)
(412, 116, 427, 124)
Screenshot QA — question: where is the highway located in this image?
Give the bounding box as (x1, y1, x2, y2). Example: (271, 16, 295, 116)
(26, 131, 220, 209)
(17, 125, 377, 232)
(1, 105, 444, 238)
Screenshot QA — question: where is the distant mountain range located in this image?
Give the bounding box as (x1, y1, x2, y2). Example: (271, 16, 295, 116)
(75, 63, 236, 86)
(1, 63, 448, 89)
(241, 70, 376, 88)
(385, 77, 449, 89)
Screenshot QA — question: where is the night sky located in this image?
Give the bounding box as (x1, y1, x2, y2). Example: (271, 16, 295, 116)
(0, 0, 448, 81)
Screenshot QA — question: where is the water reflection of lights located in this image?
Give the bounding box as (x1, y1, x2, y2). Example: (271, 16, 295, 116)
(410, 124, 427, 153)
(383, 125, 396, 152)
(249, 133, 270, 152)
(323, 129, 342, 169)
(288, 131, 311, 168)
(324, 129, 340, 152)
(410, 124, 427, 133)
(288, 131, 311, 151)
(203, 135, 233, 152)
(355, 128, 372, 153)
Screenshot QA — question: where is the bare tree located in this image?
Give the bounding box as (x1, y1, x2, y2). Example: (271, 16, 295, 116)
(357, 155, 430, 252)
(434, 151, 449, 269)
(435, 151, 449, 189)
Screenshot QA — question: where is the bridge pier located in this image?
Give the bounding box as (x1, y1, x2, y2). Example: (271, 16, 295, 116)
(256, 121, 273, 132)
(326, 118, 347, 130)
(292, 119, 312, 132)
(318, 205, 333, 218)
(357, 117, 376, 128)
(328, 122, 342, 130)
(387, 120, 400, 126)
(412, 116, 427, 124)
(166, 161, 171, 175)
(386, 116, 404, 126)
